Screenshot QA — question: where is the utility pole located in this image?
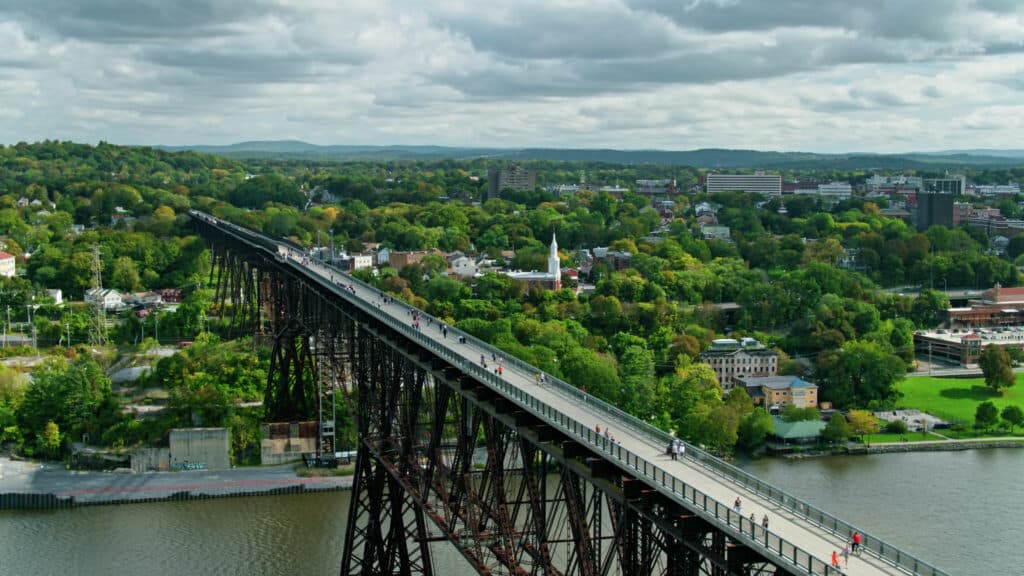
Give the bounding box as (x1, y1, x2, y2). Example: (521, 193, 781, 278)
(88, 245, 108, 346)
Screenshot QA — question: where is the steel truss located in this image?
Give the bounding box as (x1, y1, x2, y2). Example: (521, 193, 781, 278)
(196, 220, 792, 576)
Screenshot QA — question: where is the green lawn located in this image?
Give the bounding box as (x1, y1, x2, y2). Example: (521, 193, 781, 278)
(898, 374, 1024, 425)
(860, 431, 944, 444)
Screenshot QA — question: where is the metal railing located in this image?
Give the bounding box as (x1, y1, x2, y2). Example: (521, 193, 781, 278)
(193, 211, 947, 576)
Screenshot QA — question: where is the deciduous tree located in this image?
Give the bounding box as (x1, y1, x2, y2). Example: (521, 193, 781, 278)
(978, 345, 1015, 394)
(845, 410, 879, 441)
(1001, 405, 1024, 433)
(974, 401, 999, 430)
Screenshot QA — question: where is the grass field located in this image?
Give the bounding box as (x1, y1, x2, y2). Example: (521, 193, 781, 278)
(860, 431, 948, 444)
(897, 374, 1024, 426)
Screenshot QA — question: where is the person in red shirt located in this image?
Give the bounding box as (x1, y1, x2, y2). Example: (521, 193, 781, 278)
(852, 531, 861, 554)
(831, 550, 839, 568)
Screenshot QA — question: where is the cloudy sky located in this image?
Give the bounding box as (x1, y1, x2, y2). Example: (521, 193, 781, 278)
(2, 0, 1023, 152)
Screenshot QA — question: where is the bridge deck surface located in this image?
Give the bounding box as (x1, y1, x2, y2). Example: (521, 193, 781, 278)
(292, 252, 906, 576)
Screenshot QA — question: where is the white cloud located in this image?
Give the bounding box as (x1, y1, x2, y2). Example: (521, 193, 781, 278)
(0, 0, 1022, 151)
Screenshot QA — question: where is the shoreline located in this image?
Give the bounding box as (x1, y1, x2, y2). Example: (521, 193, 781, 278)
(778, 437, 1024, 458)
(0, 457, 352, 510)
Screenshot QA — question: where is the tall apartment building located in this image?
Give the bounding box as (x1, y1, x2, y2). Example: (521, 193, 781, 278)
(699, 338, 778, 390)
(915, 192, 955, 231)
(705, 173, 781, 196)
(487, 164, 536, 199)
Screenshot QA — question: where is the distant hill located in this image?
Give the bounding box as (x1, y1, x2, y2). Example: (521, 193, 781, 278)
(153, 141, 1024, 168)
(922, 149, 1024, 159)
(156, 141, 505, 161)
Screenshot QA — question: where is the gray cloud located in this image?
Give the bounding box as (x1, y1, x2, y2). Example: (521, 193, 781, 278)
(0, 0, 1022, 151)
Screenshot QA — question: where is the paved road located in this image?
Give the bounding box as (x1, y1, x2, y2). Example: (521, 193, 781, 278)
(0, 457, 350, 504)
(295, 254, 915, 576)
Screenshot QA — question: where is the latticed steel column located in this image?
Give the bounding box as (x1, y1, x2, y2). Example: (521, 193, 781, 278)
(340, 325, 434, 576)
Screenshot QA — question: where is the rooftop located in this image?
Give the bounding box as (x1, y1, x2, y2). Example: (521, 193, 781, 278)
(915, 327, 1024, 345)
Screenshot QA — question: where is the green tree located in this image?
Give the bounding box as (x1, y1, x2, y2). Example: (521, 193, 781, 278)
(974, 401, 999, 430)
(821, 414, 851, 443)
(910, 289, 950, 327)
(816, 340, 906, 408)
(978, 345, 1015, 394)
(780, 405, 821, 422)
(737, 407, 773, 450)
(1001, 405, 1024, 433)
(110, 256, 142, 292)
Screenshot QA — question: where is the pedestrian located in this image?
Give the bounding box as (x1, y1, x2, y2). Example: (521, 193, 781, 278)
(733, 497, 741, 513)
(442, 327, 448, 339)
(831, 550, 839, 569)
(761, 515, 768, 530)
(535, 372, 541, 386)
(678, 442, 685, 459)
(595, 424, 601, 434)
(852, 531, 861, 554)
(481, 354, 485, 364)
(497, 365, 503, 376)
(666, 441, 674, 457)
(840, 544, 850, 567)
(604, 427, 610, 442)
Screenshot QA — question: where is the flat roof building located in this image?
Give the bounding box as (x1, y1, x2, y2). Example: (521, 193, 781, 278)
(705, 173, 781, 196)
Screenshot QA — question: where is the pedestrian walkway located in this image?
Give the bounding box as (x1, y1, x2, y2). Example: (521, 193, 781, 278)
(294, 254, 919, 576)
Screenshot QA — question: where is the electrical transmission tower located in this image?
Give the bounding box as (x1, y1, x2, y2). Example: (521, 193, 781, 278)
(88, 245, 107, 346)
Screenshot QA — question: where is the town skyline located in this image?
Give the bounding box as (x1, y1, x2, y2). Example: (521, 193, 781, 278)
(2, 1, 1023, 153)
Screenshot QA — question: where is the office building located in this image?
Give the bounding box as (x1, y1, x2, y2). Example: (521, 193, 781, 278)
(705, 173, 781, 196)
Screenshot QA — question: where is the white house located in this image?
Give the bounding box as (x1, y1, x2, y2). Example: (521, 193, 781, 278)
(46, 289, 63, 305)
(450, 256, 479, 279)
(0, 252, 14, 278)
(85, 288, 124, 311)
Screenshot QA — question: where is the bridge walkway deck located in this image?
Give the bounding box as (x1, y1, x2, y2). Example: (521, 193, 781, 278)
(287, 254, 910, 576)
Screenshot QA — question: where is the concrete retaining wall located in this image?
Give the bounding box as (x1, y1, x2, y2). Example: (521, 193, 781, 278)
(169, 428, 230, 470)
(859, 440, 1024, 454)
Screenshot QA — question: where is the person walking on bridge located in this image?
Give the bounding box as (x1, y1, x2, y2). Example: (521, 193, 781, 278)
(733, 497, 742, 513)
(840, 544, 850, 567)
(852, 531, 861, 554)
(831, 550, 839, 569)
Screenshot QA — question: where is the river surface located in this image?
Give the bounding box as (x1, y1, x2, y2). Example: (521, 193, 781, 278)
(1, 449, 1020, 576)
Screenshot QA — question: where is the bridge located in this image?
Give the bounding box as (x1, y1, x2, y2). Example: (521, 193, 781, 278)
(190, 211, 948, 576)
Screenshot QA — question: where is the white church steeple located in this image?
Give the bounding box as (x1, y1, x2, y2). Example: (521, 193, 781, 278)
(548, 232, 561, 289)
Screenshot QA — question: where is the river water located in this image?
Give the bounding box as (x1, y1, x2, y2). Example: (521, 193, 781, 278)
(1, 449, 1020, 576)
